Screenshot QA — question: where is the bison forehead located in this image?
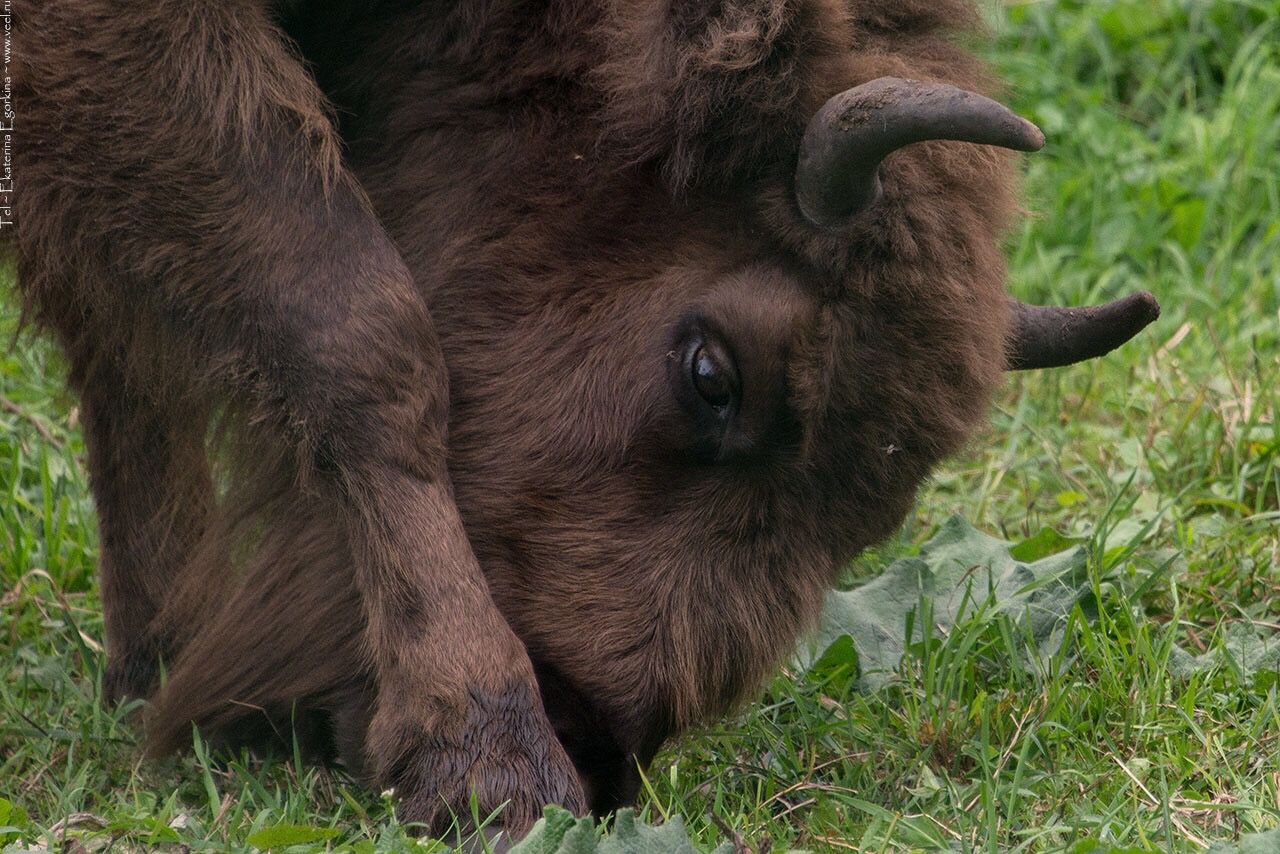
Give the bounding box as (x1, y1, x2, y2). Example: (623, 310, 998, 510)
(795, 287, 1007, 488)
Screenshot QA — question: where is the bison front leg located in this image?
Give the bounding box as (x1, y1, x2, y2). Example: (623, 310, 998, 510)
(15, 0, 584, 836)
(72, 356, 213, 704)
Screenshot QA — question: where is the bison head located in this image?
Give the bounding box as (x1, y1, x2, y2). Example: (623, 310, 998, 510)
(347, 1, 1160, 814)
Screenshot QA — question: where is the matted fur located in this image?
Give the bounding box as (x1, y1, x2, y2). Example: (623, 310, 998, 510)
(14, 0, 1020, 830)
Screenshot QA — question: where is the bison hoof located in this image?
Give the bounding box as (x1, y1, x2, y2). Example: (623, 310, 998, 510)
(369, 682, 587, 841)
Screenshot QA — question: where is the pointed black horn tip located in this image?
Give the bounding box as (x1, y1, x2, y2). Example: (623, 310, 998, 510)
(1006, 290, 1162, 371)
(1103, 290, 1162, 334)
(1013, 117, 1047, 153)
(1130, 289, 1162, 324)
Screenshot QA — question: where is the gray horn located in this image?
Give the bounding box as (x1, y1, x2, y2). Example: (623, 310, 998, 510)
(1007, 292, 1161, 370)
(794, 77, 1158, 367)
(795, 77, 1045, 228)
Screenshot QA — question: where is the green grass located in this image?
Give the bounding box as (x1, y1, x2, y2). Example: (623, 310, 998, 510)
(3, 1, 1279, 851)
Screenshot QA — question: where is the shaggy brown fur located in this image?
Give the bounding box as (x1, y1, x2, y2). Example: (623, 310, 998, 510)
(15, 0, 1026, 835)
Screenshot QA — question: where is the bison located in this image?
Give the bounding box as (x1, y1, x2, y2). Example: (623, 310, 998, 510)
(11, 0, 1158, 842)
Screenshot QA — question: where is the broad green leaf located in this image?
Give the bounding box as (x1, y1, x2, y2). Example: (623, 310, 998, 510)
(0, 799, 29, 844)
(246, 824, 341, 850)
(797, 516, 1090, 690)
(1168, 623, 1280, 687)
(1055, 490, 1088, 508)
(1010, 527, 1084, 562)
(509, 808, 735, 854)
(1207, 828, 1280, 854)
(805, 633, 859, 684)
(508, 807, 591, 854)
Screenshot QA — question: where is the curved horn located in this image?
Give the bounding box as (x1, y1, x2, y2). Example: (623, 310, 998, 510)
(795, 77, 1045, 228)
(1007, 292, 1161, 370)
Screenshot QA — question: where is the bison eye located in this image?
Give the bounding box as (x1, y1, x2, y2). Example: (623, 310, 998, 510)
(668, 320, 743, 460)
(692, 342, 737, 409)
